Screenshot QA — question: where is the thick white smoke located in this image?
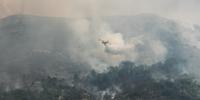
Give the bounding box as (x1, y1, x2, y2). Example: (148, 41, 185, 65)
(65, 13, 200, 76)
(1, 0, 200, 90)
(66, 17, 169, 71)
(0, 1, 200, 72)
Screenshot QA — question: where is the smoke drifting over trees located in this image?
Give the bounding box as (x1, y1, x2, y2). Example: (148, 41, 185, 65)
(0, 0, 200, 99)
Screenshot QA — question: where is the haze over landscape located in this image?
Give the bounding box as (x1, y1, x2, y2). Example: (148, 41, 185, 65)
(0, 0, 200, 100)
(0, 0, 200, 23)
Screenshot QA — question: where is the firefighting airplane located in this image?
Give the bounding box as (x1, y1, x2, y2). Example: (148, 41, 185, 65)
(99, 39, 110, 46)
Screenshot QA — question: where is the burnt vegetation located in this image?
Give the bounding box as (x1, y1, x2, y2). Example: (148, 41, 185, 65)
(0, 59, 200, 100)
(1, 15, 200, 100)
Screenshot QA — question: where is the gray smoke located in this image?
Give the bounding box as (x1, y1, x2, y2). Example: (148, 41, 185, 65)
(62, 14, 200, 78)
(1, 0, 200, 89)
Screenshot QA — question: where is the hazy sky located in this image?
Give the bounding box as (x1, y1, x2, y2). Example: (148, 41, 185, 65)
(0, 0, 200, 23)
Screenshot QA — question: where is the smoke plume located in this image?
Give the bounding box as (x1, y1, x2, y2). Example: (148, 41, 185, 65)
(1, 0, 200, 88)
